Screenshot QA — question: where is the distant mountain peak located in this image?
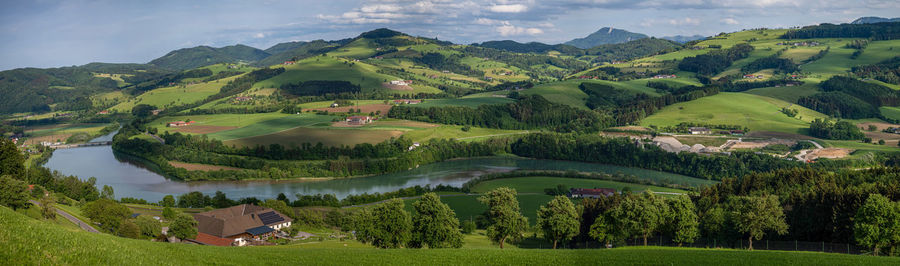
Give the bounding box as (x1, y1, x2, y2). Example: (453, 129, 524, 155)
(851, 16, 900, 24)
(563, 27, 648, 49)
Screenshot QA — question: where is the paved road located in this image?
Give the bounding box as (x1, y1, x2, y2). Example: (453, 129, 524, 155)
(29, 200, 100, 233)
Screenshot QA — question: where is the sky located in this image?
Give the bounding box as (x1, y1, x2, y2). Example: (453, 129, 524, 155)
(1, 0, 898, 70)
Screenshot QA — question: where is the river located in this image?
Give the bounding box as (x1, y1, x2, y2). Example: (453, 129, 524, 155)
(44, 133, 710, 202)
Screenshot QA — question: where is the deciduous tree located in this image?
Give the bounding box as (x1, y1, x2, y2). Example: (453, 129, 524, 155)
(40, 195, 56, 220)
(370, 199, 412, 248)
(537, 195, 580, 249)
(479, 187, 528, 249)
(169, 213, 198, 240)
(410, 193, 463, 248)
(0, 175, 29, 210)
(666, 196, 700, 246)
(136, 215, 162, 238)
(0, 138, 24, 179)
(83, 199, 130, 233)
(854, 194, 900, 256)
(726, 195, 788, 250)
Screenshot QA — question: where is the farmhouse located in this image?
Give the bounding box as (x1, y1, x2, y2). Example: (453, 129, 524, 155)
(389, 80, 413, 86)
(167, 121, 195, 127)
(570, 188, 617, 198)
(190, 204, 293, 247)
(408, 142, 420, 151)
(346, 116, 372, 125)
(152, 109, 163, 115)
(282, 61, 295, 65)
(689, 127, 711, 135)
(97, 110, 109, 115)
(652, 74, 676, 79)
(233, 96, 252, 102)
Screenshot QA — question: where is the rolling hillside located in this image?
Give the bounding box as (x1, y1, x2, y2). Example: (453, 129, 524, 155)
(149, 45, 271, 70)
(2, 207, 896, 265)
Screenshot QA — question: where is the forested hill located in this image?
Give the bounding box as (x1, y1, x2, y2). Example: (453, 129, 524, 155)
(148, 44, 270, 70)
(851, 16, 900, 24)
(255, 40, 342, 67)
(473, 41, 581, 54)
(564, 27, 648, 49)
(660, 35, 706, 43)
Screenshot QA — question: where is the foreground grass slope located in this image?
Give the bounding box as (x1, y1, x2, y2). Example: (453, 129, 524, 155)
(2, 207, 895, 265)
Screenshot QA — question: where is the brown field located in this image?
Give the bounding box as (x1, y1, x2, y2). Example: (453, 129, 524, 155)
(807, 148, 853, 160)
(171, 125, 238, 134)
(382, 83, 413, 91)
(24, 134, 72, 145)
(857, 122, 899, 131)
(309, 104, 393, 115)
(224, 127, 404, 147)
(168, 161, 242, 171)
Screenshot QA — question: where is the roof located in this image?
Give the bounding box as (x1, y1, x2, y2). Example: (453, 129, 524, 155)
(192, 232, 233, 246)
(246, 226, 275, 236)
(348, 116, 370, 120)
(689, 127, 710, 131)
(193, 204, 293, 238)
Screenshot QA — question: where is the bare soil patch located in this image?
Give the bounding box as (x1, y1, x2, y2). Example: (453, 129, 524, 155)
(172, 125, 238, 134)
(310, 104, 393, 115)
(857, 122, 899, 131)
(25, 134, 72, 145)
(382, 82, 413, 91)
(168, 161, 242, 172)
(806, 148, 853, 160)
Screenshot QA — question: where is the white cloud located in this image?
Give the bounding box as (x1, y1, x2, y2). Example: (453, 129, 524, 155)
(668, 17, 700, 26)
(496, 25, 543, 36)
(721, 18, 739, 25)
(254, 33, 266, 38)
(489, 4, 529, 13)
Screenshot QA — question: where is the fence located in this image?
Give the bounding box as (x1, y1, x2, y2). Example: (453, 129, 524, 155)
(561, 236, 864, 255)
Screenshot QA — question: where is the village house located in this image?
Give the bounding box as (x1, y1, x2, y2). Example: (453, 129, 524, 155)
(346, 116, 372, 125)
(689, 127, 711, 135)
(570, 188, 617, 199)
(233, 96, 252, 102)
(408, 142, 421, 151)
(282, 61, 295, 65)
(652, 74, 676, 79)
(190, 204, 293, 247)
(167, 121, 195, 127)
(97, 110, 109, 115)
(392, 99, 421, 105)
(389, 80, 413, 86)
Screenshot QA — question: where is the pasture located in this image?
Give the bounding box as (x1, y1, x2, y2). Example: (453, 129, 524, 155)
(224, 127, 404, 147)
(641, 92, 828, 134)
(468, 176, 687, 194)
(253, 56, 442, 94)
(111, 74, 244, 112)
(6, 206, 897, 265)
(409, 96, 513, 108)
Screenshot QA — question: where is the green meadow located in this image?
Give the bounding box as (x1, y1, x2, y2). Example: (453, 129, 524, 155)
(640, 92, 828, 134)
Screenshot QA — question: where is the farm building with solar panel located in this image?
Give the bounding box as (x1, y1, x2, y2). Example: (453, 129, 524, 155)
(190, 204, 293, 246)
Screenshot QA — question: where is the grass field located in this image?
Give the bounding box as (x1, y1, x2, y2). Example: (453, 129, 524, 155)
(523, 80, 589, 109)
(402, 125, 528, 143)
(254, 56, 441, 94)
(468, 176, 687, 194)
(409, 96, 513, 108)
(151, 113, 293, 134)
(6, 206, 897, 265)
(881, 106, 900, 121)
(207, 114, 336, 141)
(641, 92, 829, 134)
(225, 127, 404, 147)
(110, 74, 244, 112)
(744, 82, 820, 103)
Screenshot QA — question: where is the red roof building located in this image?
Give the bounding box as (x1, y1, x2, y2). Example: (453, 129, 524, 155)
(192, 232, 235, 247)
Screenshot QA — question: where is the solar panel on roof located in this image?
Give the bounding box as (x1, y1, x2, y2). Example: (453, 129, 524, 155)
(258, 211, 284, 225)
(245, 226, 274, 236)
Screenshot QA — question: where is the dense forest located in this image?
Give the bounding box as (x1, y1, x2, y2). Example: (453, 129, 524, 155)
(797, 76, 897, 119)
(389, 95, 612, 132)
(678, 44, 754, 75)
(279, 80, 361, 96)
(741, 56, 798, 74)
(807, 119, 865, 140)
(583, 82, 720, 125)
(852, 57, 900, 85)
(509, 133, 801, 181)
(699, 167, 900, 244)
(781, 22, 900, 40)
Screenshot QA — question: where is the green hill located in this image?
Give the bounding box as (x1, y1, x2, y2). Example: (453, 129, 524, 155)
(1, 206, 895, 265)
(149, 45, 270, 70)
(257, 40, 341, 67)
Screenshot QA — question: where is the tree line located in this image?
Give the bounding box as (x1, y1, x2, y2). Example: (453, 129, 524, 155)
(798, 76, 898, 119)
(678, 43, 754, 76)
(389, 95, 612, 133)
(581, 82, 720, 125)
(781, 22, 900, 40)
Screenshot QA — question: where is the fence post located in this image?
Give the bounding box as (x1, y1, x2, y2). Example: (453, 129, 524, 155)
(795, 240, 798, 251)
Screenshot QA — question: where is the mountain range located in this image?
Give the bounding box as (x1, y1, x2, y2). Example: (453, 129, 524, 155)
(563, 27, 649, 49)
(851, 16, 900, 24)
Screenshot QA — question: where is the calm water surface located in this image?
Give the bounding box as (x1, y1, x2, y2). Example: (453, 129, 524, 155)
(44, 133, 707, 202)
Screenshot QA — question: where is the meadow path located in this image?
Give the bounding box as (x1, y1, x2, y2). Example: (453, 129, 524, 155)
(28, 200, 100, 233)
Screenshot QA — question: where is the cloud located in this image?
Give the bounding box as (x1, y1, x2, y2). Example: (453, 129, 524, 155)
(721, 18, 739, 25)
(668, 17, 701, 26)
(254, 33, 266, 38)
(489, 4, 529, 13)
(496, 24, 543, 36)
